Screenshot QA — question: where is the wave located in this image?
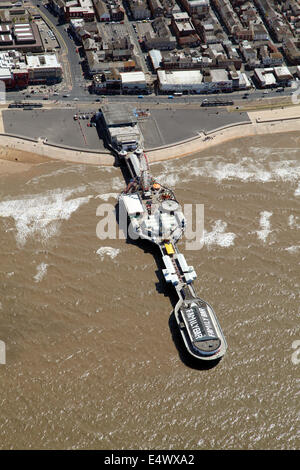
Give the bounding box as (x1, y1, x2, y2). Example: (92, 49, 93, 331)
(96, 247, 120, 260)
(34, 263, 48, 283)
(255, 211, 273, 243)
(285, 245, 300, 254)
(95, 193, 119, 201)
(204, 220, 236, 248)
(288, 215, 300, 229)
(0, 187, 92, 247)
(154, 155, 300, 186)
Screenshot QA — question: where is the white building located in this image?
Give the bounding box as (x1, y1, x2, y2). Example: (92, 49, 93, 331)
(158, 70, 204, 92)
(157, 69, 235, 93)
(120, 71, 148, 92)
(26, 53, 62, 82)
(254, 66, 292, 88)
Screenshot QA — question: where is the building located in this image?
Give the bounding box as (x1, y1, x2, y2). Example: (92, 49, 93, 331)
(157, 68, 235, 93)
(92, 69, 121, 93)
(26, 53, 63, 83)
(148, 0, 164, 18)
(100, 104, 142, 151)
(179, 0, 209, 17)
(148, 49, 162, 70)
(120, 71, 148, 93)
(93, 0, 110, 21)
(283, 38, 300, 64)
(0, 50, 28, 89)
(254, 66, 292, 88)
(65, 0, 95, 22)
(128, 0, 150, 20)
(0, 22, 43, 52)
(144, 18, 176, 50)
(86, 50, 136, 75)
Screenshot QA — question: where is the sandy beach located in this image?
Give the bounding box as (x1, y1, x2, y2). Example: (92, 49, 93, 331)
(1, 104, 300, 175)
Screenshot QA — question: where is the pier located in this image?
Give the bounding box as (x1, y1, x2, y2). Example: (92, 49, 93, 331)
(99, 104, 227, 362)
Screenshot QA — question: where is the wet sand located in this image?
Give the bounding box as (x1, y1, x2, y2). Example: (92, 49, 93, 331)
(0, 145, 51, 176)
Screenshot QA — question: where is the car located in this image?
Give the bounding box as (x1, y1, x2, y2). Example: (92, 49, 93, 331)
(138, 95, 144, 99)
(73, 97, 79, 101)
(168, 95, 174, 99)
(63, 94, 70, 97)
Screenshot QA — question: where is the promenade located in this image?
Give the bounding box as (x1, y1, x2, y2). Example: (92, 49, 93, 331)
(1, 103, 300, 175)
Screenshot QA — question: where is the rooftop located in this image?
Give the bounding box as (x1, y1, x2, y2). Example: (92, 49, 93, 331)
(101, 103, 138, 126)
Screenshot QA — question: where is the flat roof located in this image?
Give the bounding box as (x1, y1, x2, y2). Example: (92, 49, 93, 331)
(101, 104, 137, 127)
(120, 71, 146, 84)
(265, 73, 276, 85)
(210, 69, 229, 82)
(0, 67, 11, 79)
(158, 70, 203, 85)
(26, 54, 61, 69)
(121, 194, 144, 216)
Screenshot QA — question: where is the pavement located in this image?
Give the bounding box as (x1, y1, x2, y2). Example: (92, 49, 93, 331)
(2, 108, 106, 151)
(2, 106, 250, 152)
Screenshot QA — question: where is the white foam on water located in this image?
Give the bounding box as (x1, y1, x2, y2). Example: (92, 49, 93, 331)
(95, 193, 119, 201)
(96, 247, 120, 260)
(26, 165, 87, 185)
(111, 177, 124, 191)
(155, 156, 300, 186)
(295, 182, 300, 196)
(285, 245, 300, 254)
(204, 220, 236, 248)
(159, 172, 180, 188)
(256, 211, 273, 243)
(0, 187, 92, 247)
(34, 263, 48, 283)
(288, 215, 300, 229)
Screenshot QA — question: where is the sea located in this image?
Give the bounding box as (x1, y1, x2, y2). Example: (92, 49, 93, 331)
(0, 132, 299, 450)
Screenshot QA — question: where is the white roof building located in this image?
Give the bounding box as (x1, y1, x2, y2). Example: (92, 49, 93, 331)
(121, 194, 144, 216)
(120, 71, 147, 90)
(158, 70, 203, 91)
(25, 53, 62, 80)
